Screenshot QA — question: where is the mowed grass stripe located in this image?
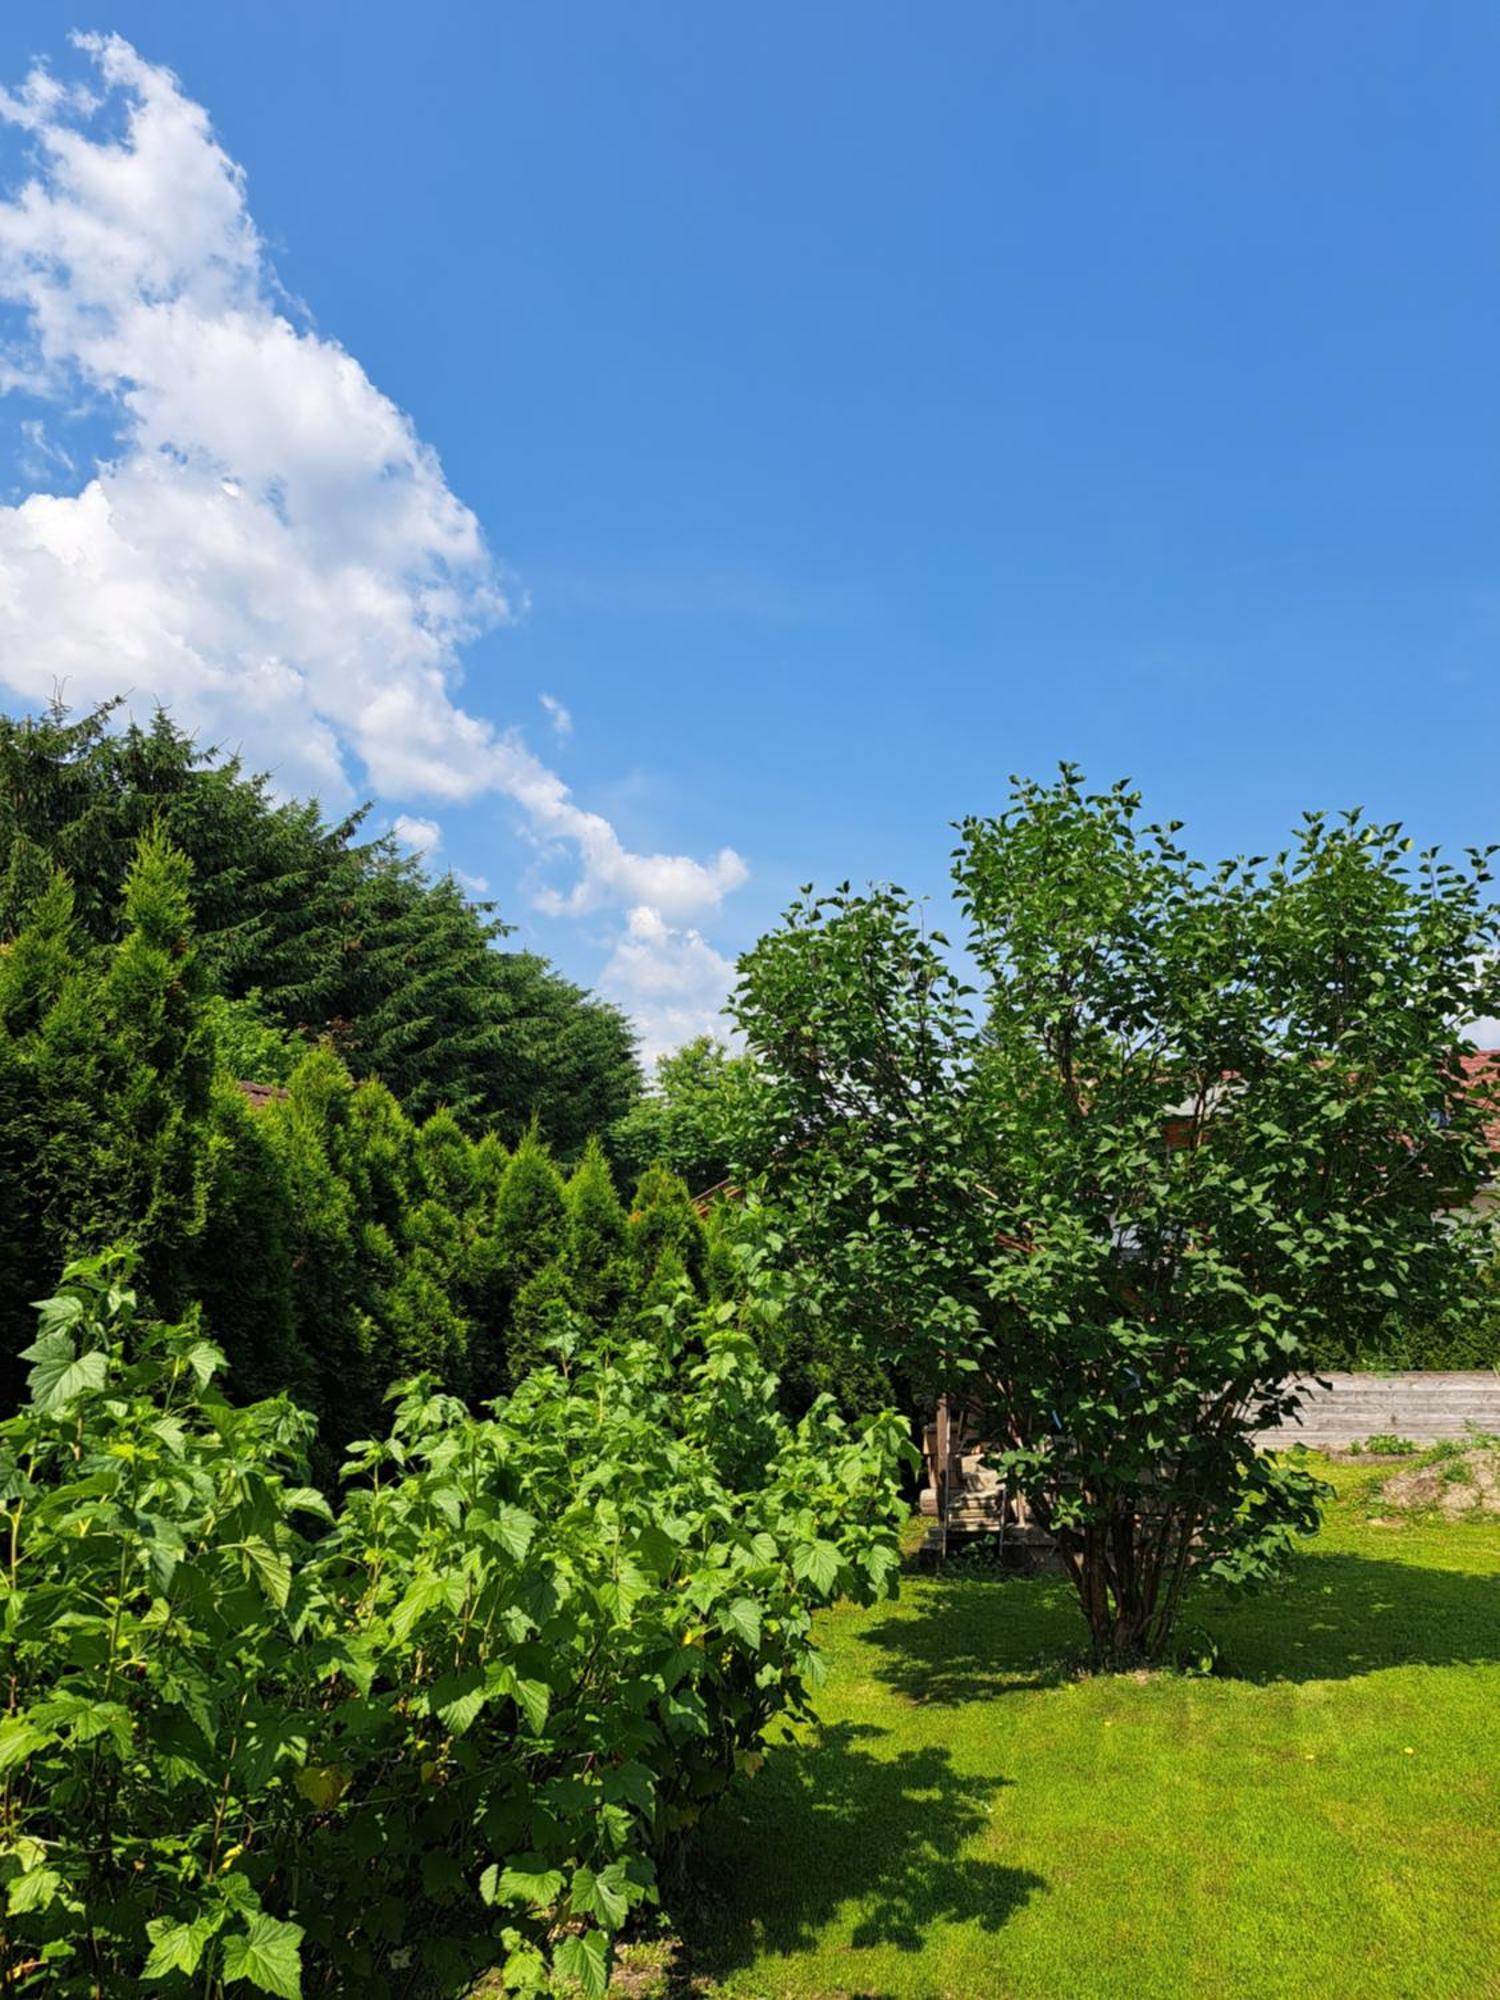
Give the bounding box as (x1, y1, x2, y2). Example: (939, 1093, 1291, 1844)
(656, 1459, 1500, 1999)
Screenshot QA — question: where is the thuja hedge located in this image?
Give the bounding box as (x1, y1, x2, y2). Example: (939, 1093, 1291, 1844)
(0, 831, 730, 1453)
(0, 1255, 911, 1997)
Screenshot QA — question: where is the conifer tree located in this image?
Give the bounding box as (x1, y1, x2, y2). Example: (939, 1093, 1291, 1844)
(0, 699, 645, 1140)
(415, 1106, 480, 1211)
(564, 1136, 628, 1326)
(189, 1081, 304, 1405)
(507, 1259, 579, 1381)
(464, 1130, 512, 1369)
(0, 876, 77, 1359)
(627, 1163, 708, 1291)
(630, 1243, 694, 1343)
(494, 1130, 568, 1287)
(0, 834, 218, 1392)
(35, 835, 213, 1280)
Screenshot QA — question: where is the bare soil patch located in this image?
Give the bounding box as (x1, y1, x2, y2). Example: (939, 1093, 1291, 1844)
(1380, 1449, 1500, 1518)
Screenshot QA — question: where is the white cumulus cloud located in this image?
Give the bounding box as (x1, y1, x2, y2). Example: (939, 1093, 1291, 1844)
(599, 905, 738, 1065)
(391, 813, 442, 859)
(0, 34, 747, 1028)
(539, 691, 572, 740)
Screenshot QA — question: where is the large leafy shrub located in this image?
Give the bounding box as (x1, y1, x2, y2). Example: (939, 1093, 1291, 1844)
(735, 774, 1500, 1664)
(0, 1257, 910, 1996)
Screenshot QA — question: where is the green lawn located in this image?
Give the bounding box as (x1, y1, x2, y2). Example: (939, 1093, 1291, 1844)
(643, 1460, 1500, 1999)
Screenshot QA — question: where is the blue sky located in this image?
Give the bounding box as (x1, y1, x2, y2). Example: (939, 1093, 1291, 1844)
(0, 4, 1495, 1054)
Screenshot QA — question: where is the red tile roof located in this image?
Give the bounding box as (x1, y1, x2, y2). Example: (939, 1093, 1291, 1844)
(1459, 1048, 1500, 1154)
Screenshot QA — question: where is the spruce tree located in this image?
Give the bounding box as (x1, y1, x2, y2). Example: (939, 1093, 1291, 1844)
(0, 699, 645, 1140)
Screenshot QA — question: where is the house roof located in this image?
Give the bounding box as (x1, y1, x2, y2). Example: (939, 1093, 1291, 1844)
(234, 1078, 289, 1110)
(1458, 1048, 1500, 1154)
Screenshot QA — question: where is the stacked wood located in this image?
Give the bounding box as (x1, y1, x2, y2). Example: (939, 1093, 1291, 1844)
(918, 1395, 1054, 1561)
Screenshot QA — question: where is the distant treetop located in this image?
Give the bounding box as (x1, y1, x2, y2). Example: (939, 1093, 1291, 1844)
(0, 698, 642, 1152)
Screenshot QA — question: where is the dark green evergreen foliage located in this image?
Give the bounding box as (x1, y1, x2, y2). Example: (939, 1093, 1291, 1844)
(565, 1134, 629, 1322)
(78, 832, 217, 1260)
(256, 1061, 478, 1431)
(0, 701, 367, 1020)
(0, 837, 682, 1446)
(241, 1055, 385, 1444)
(0, 699, 643, 1143)
(0, 714, 827, 1447)
(188, 1081, 304, 1406)
(506, 1256, 579, 1380)
(0, 857, 459, 1443)
(491, 949, 643, 1158)
(630, 1241, 694, 1340)
(493, 1128, 568, 1290)
(0, 835, 218, 1396)
(628, 1161, 708, 1288)
(414, 1103, 480, 1210)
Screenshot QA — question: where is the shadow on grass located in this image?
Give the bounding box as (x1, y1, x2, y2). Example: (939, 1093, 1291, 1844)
(859, 1548, 1500, 1703)
(671, 1721, 1045, 1986)
(1211, 1548, 1500, 1682)
(858, 1571, 1083, 1706)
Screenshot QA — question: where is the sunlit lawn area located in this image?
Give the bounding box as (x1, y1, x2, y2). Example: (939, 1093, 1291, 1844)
(636, 1458, 1500, 1999)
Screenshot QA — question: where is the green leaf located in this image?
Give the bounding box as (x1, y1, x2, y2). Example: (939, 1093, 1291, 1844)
(488, 1855, 565, 1909)
(183, 1338, 226, 1388)
(431, 1670, 487, 1737)
(6, 1867, 61, 1915)
(553, 1929, 609, 1999)
(792, 1539, 842, 1594)
(143, 1913, 222, 1980)
(721, 1597, 762, 1650)
(388, 1572, 447, 1643)
(219, 1912, 304, 1998)
(511, 1677, 550, 1734)
(150, 1416, 188, 1457)
(601, 1759, 656, 1812)
(420, 1849, 464, 1899)
(233, 1537, 292, 1609)
(492, 1503, 538, 1561)
(571, 1862, 635, 1929)
(25, 1333, 107, 1413)
(33, 1693, 133, 1756)
(0, 1719, 52, 1773)
(26, 1293, 85, 1339)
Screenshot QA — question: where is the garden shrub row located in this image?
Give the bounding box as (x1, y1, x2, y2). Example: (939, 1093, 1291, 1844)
(0, 1256, 911, 1996)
